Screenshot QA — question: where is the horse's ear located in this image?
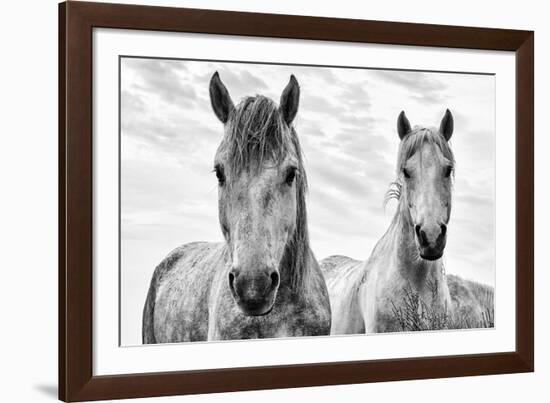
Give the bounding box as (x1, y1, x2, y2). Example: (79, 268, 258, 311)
(209, 72, 234, 124)
(397, 111, 411, 140)
(439, 109, 454, 141)
(280, 75, 300, 125)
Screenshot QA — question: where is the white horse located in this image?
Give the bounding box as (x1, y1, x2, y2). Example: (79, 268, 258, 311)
(142, 73, 331, 343)
(321, 110, 493, 333)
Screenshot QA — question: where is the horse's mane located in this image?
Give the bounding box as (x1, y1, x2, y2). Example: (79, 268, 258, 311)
(385, 126, 455, 205)
(223, 95, 311, 293)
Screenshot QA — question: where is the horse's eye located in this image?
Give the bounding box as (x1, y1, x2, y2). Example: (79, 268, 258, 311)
(214, 165, 225, 186)
(285, 167, 297, 186)
(402, 168, 411, 179)
(444, 166, 453, 178)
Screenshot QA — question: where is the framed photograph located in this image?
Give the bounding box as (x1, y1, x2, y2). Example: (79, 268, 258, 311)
(59, 1, 533, 401)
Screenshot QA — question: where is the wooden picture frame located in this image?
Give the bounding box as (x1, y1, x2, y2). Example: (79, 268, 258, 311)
(59, 1, 534, 401)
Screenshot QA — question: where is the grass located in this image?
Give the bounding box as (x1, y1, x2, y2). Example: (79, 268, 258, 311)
(390, 278, 494, 331)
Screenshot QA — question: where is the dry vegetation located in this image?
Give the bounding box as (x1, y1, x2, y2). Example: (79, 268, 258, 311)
(390, 276, 494, 331)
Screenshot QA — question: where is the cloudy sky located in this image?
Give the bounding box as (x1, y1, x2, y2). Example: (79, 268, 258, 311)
(120, 57, 495, 345)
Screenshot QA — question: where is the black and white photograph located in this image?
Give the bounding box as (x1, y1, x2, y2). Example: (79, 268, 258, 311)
(2, 0, 544, 401)
(120, 57, 495, 346)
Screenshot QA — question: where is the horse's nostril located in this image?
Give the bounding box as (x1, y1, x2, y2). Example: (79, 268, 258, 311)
(269, 271, 280, 291)
(228, 271, 235, 291)
(440, 224, 447, 237)
(415, 226, 429, 247)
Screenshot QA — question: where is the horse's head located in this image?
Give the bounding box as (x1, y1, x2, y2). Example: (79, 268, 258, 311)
(209, 72, 307, 316)
(396, 109, 455, 261)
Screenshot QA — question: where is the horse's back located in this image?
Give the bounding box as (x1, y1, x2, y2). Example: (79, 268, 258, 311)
(320, 255, 361, 279)
(320, 255, 366, 334)
(447, 274, 494, 328)
(142, 241, 227, 344)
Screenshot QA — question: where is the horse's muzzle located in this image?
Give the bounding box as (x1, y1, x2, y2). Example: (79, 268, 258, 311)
(228, 267, 280, 316)
(415, 223, 447, 261)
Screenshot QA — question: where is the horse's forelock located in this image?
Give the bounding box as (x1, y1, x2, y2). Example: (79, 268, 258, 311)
(223, 96, 298, 176)
(397, 126, 455, 173)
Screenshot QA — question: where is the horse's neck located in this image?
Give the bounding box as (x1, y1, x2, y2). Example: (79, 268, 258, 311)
(382, 203, 446, 293)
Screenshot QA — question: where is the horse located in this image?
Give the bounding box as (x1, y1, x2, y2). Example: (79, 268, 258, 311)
(142, 72, 331, 343)
(321, 109, 493, 334)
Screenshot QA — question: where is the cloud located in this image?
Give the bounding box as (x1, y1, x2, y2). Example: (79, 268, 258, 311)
(371, 70, 448, 103)
(340, 82, 372, 109)
(121, 113, 219, 158)
(121, 89, 146, 115)
(303, 94, 344, 115)
(299, 67, 338, 83)
(123, 58, 197, 107)
(338, 113, 380, 130)
(310, 161, 372, 199)
(198, 65, 269, 99)
(120, 72, 223, 167)
(308, 186, 386, 240)
(455, 192, 493, 208)
(297, 119, 329, 138)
